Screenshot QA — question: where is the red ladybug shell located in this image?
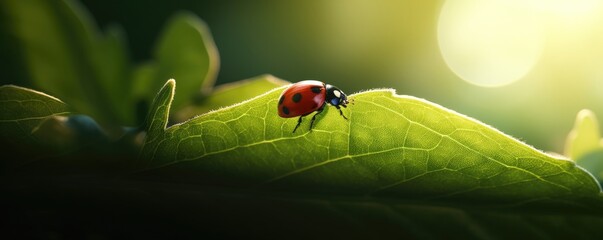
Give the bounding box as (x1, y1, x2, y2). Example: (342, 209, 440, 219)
(278, 80, 326, 118)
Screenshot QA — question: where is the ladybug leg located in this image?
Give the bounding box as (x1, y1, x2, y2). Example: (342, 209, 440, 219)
(335, 105, 348, 120)
(309, 103, 326, 131)
(293, 116, 303, 133)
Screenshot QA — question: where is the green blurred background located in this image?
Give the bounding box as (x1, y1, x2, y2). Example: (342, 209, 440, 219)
(6, 0, 603, 153)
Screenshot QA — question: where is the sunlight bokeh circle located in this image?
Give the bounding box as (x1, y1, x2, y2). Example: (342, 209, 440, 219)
(437, 0, 544, 87)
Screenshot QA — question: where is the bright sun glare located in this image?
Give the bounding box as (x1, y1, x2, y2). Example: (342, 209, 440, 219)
(437, 0, 602, 87)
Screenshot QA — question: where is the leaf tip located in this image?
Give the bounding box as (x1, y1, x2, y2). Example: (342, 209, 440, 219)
(166, 78, 176, 89)
(163, 78, 177, 107)
(142, 79, 176, 134)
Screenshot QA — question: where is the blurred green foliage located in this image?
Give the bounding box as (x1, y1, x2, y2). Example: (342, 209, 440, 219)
(1, 0, 219, 130)
(565, 109, 603, 183)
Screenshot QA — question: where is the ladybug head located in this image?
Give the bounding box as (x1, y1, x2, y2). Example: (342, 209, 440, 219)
(325, 84, 349, 108)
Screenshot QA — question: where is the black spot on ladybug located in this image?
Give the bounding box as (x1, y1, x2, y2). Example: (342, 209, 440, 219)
(278, 95, 284, 105)
(311, 87, 322, 94)
(292, 93, 302, 103)
(282, 106, 290, 115)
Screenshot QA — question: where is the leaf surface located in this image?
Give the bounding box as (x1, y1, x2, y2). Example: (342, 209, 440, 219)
(140, 80, 601, 206)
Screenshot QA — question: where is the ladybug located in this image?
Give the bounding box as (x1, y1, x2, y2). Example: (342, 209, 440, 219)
(278, 80, 349, 133)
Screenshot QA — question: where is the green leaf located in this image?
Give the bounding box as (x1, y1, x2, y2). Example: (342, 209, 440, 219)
(564, 110, 603, 184)
(2, 0, 95, 115)
(140, 80, 601, 206)
(0, 85, 69, 139)
(174, 74, 289, 122)
(0, 85, 72, 165)
(0, 85, 118, 171)
(565, 109, 603, 162)
(141, 79, 175, 143)
(135, 12, 219, 113)
(1, 0, 132, 126)
(91, 25, 133, 124)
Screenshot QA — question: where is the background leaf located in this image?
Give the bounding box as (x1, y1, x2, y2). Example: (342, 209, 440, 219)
(565, 109, 603, 161)
(133, 11, 219, 116)
(565, 109, 603, 183)
(0, 85, 71, 167)
(91, 25, 132, 124)
(0, 85, 125, 174)
(0, 85, 70, 137)
(0, 0, 132, 126)
(140, 80, 601, 206)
